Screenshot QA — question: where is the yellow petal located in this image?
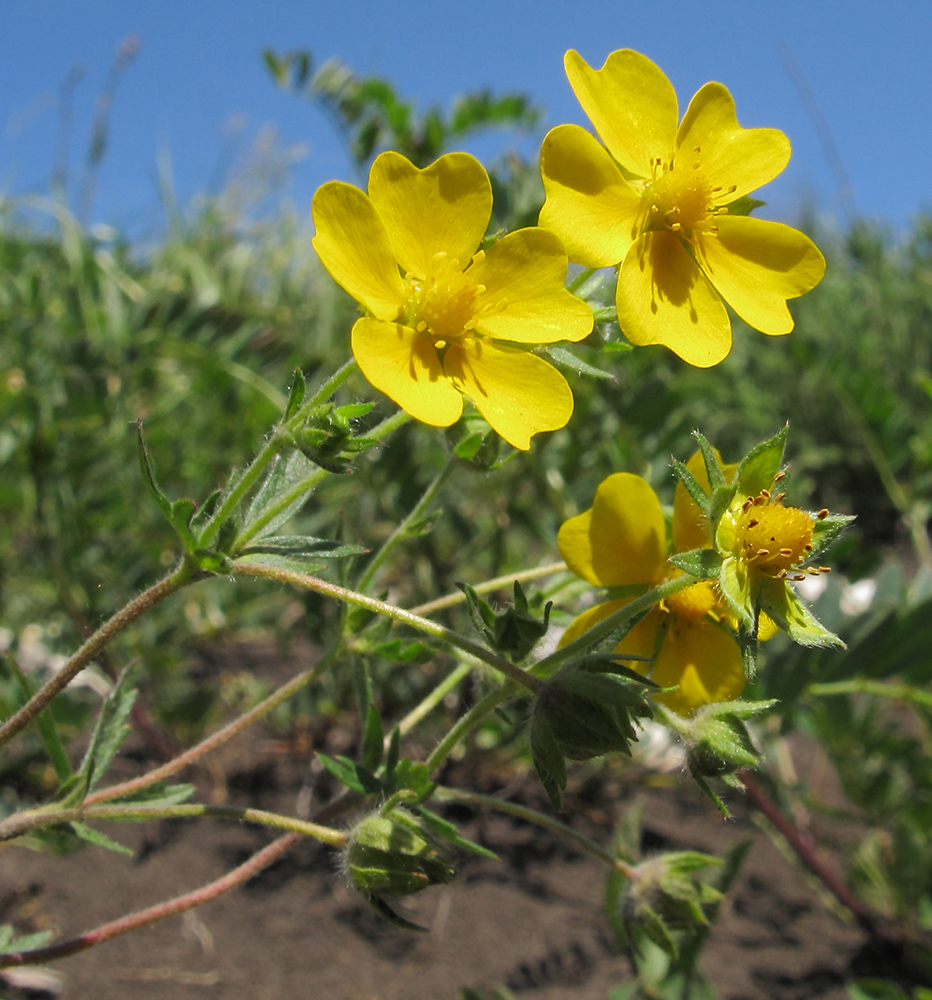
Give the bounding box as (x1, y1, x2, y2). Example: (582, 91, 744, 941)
(443, 339, 573, 451)
(617, 232, 732, 367)
(558, 472, 666, 587)
(560, 600, 662, 672)
(311, 181, 406, 320)
(672, 450, 736, 553)
(468, 228, 593, 344)
(697, 217, 826, 334)
(539, 124, 644, 268)
(652, 619, 744, 716)
(676, 83, 790, 203)
(351, 317, 463, 427)
(367, 151, 491, 278)
(564, 49, 677, 178)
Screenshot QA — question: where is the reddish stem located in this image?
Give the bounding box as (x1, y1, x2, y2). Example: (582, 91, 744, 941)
(0, 832, 299, 969)
(739, 769, 885, 937)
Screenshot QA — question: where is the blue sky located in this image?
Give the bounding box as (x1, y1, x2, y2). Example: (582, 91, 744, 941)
(2, 0, 929, 236)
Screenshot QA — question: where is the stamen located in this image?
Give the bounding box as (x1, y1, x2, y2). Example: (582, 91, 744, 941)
(817, 508, 829, 520)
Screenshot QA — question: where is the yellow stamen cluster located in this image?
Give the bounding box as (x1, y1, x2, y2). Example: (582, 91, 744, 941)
(643, 149, 736, 241)
(408, 253, 484, 344)
(733, 490, 816, 578)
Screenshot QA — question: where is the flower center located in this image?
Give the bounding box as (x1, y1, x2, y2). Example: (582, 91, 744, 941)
(641, 150, 735, 241)
(407, 253, 482, 344)
(734, 496, 814, 577)
(663, 580, 719, 622)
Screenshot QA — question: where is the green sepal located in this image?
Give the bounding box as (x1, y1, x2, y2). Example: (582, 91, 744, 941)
(808, 513, 856, 562)
(709, 482, 738, 530)
(529, 712, 566, 808)
(724, 195, 766, 217)
(190, 488, 222, 531)
(759, 579, 845, 648)
(284, 368, 306, 420)
(692, 431, 726, 492)
(718, 558, 755, 630)
(575, 655, 659, 687)
(738, 616, 759, 679)
(392, 758, 435, 801)
(414, 807, 498, 860)
(735, 424, 787, 498)
(671, 459, 711, 516)
(667, 548, 722, 580)
(364, 893, 428, 932)
(543, 346, 616, 381)
(69, 821, 133, 856)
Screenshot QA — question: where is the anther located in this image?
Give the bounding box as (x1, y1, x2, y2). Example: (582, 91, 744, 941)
(773, 492, 786, 503)
(776, 569, 788, 579)
(819, 566, 832, 573)
(817, 508, 829, 520)
(747, 519, 759, 528)
(761, 489, 772, 499)
(692, 161, 701, 170)
(792, 574, 806, 581)
(774, 472, 786, 482)
(670, 223, 682, 232)
(693, 146, 701, 153)
(779, 548, 794, 557)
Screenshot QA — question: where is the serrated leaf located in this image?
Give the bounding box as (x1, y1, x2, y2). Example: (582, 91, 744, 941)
(544, 346, 616, 381)
(70, 821, 133, 856)
(668, 548, 722, 580)
(736, 425, 788, 498)
(72, 665, 139, 797)
(284, 369, 306, 420)
(414, 807, 499, 860)
(316, 752, 382, 794)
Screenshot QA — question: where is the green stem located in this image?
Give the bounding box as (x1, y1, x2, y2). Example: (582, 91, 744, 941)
(436, 786, 636, 879)
(235, 561, 542, 695)
(566, 266, 596, 293)
(0, 802, 346, 847)
(85, 647, 341, 806)
(808, 678, 932, 708)
(396, 661, 473, 738)
(199, 360, 359, 549)
(410, 561, 569, 616)
(355, 453, 457, 595)
(0, 564, 197, 750)
(531, 574, 696, 678)
(425, 683, 515, 774)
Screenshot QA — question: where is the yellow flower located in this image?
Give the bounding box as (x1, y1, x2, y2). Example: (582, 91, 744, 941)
(539, 49, 826, 367)
(312, 151, 593, 450)
(558, 471, 743, 716)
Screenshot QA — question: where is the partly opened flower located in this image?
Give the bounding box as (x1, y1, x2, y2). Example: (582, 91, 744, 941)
(558, 471, 743, 716)
(312, 151, 593, 450)
(539, 49, 826, 367)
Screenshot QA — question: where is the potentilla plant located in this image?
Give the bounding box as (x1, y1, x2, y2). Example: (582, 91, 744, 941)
(0, 45, 861, 984)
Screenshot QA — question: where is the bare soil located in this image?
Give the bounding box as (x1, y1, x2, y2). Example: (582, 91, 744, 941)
(0, 639, 918, 1000)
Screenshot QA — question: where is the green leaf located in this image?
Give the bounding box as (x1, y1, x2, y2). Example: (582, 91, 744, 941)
(238, 535, 367, 560)
(109, 782, 196, 807)
(393, 759, 435, 800)
(576, 655, 659, 687)
(0, 923, 54, 954)
(457, 581, 496, 643)
(414, 807, 499, 860)
(3, 651, 71, 781)
(70, 821, 133, 856)
(369, 639, 435, 664)
(543, 346, 616, 381)
(243, 450, 318, 540)
(136, 419, 176, 529)
(667, 548, 722, 580)
(316, 753, 382, 794)
(360, 704, 384, 772)
(529, 713, 566, 809)
(284, 368, 306, 420)
(736, 424, 787, 498)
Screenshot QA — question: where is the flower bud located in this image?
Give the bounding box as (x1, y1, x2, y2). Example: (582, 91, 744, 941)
(684, 705, 763, 779)
(344, 810, 455, 897)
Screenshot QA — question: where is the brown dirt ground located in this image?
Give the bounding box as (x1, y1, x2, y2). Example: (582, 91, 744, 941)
(0, 639, 915, 999)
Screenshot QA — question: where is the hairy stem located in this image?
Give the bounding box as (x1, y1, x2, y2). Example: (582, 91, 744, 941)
(0, 802, 346, 846)
(0, 832, 300, 969)
(235, 561, 542, 694)
(0, 564, 197, 750)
